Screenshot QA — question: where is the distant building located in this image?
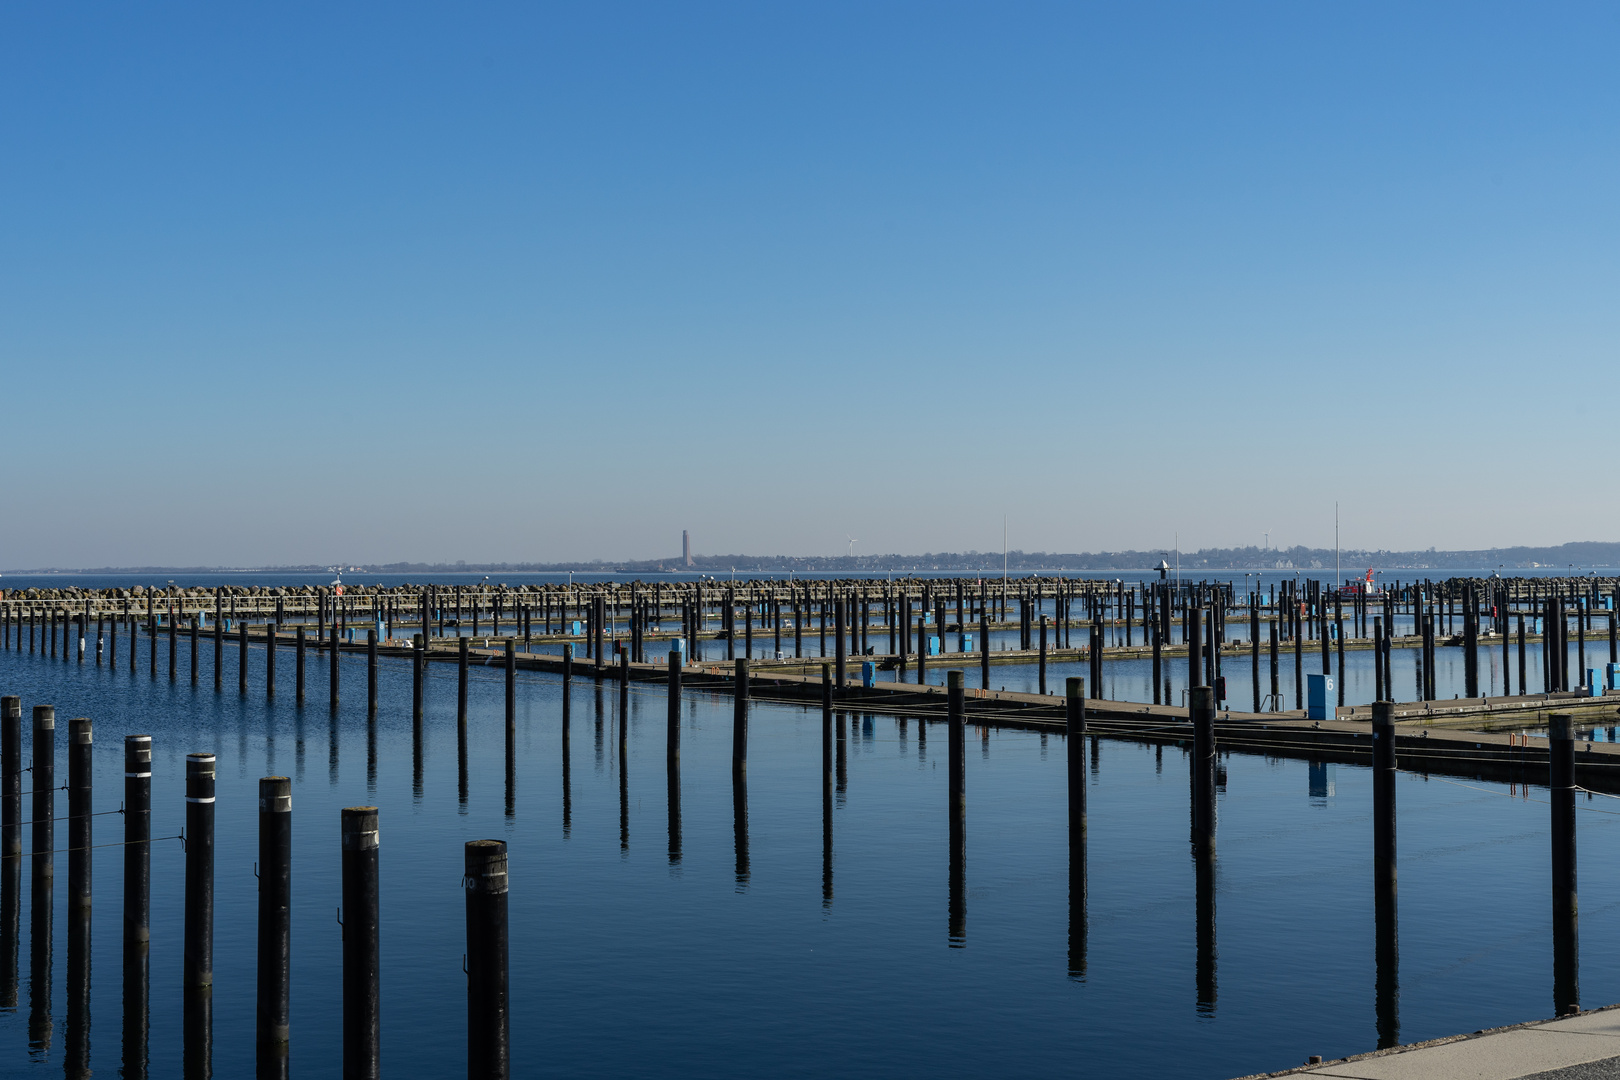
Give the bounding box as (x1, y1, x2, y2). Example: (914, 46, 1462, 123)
(683, 530, 693, 567)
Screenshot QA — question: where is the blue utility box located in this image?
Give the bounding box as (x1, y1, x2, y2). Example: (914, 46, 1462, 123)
(1590, 670, 1603, 697)
(1607, 662, 1620, 691)
(570, 620, 582, 636)
(1306, 673, 1334, 720)
(962, 634, 974, 652)
(861, 661, 876, 688)
(929, 636, 941, 656)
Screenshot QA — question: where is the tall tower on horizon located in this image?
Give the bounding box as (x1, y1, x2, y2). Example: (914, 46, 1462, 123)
(683, 530, 692, 567)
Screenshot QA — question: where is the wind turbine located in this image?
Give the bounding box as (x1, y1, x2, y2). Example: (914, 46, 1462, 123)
(846, 536, 859, 558)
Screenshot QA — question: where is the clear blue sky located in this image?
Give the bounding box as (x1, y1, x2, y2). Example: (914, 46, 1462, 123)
(2, 3, 1615, 568)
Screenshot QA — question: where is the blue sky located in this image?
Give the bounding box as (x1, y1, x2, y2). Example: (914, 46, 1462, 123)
(2, 3, 1615, 567)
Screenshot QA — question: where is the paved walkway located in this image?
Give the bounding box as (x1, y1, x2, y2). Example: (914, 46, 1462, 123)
(1238, 1006, 1620, 1079)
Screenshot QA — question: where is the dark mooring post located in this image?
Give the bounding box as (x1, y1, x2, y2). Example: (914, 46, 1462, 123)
(32, 706, 54, 887)
(184, 752, 216, 1080)
(266, 621, 277, 698)
(342, 807, 381, 1080)
(213, 610, 223, 689)
(1187, 608, 1203, 698)
(257, 776, 292, 1079)
(367, 630, 378, 716)
(1066, 674, 1087, 978)
(1038, 615, 1048, 695)
(0, 697, 18, 1017)
(1372, 700, 1400, 1048)
(412, 634, 424, 722)
(1, 698, 19, 860)
(239, 616, 249, 694)
(458, 636, 470, 725)
(1550, 713, 1579, 1016)
(64, 717, 90, 1079)
(295, 627, 307, 704)
(1190, 686, 1216, 850)
(465, 840, 511, 1080)
(668, 648, 682, 865)
(947, 669, 966, 945)
(834, 596, 847, 690)
(67, 717, 92, 912)
(979, 607, 991, 690)
(507, 640, 518, 733)
(667, 648, 681, 766)
(733, 657, 750, 774)
(124, 734, 152, 1079)
(330, 624, 341, 710)
(822, 663, 834, 907)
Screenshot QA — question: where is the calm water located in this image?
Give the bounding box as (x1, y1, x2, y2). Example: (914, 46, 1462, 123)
(3, 634, 1620, 1078)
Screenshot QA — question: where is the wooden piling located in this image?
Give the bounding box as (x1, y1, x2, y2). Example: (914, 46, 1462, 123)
(1, 698, 19, 861)
(32, 707, 53, 885)
(1190, 686, 1216, 850)
(341, 807, 381, 1080)
(184, 752, 215, 1077)
(1038, 615, 1048, 695)
(667, 648, 681, 767)
(329, 624, 340, 710)
(465, 839, 510, 1080)
(979, 608, 990, 690)
(733, 658, 750, 774)
(266, 621, 277, 698)
(67, 718, 91, 914)
(948, 669, 966, 945)
(412, 634, 424, 722)
(1550, 713, 1579, 1015)
(257, 776, 292, 1078)
(507, 641, 518, 733)
(123, 734, 152, 1079)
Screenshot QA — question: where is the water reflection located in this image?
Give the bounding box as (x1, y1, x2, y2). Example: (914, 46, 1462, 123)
(835, 715, 847, 805)
(64, 902, 89, 1079)
(618, 708, 628, 850)
(732, 766, 750, 889)
(1194, 847, 1216, 1015)
(667, 753, 681, 866)
(1309, 762, 1335, 801)
(28, 866, 51, 1057)
(0, 856, 15, 1010)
